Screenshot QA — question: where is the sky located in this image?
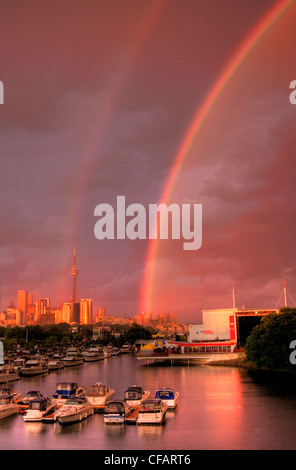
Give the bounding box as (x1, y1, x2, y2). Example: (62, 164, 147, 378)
(1, 0, 296, 323)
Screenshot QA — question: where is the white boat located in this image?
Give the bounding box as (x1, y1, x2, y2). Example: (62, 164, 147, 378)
(16, 390, 44, 414)
(104, 400, 133, 424)
(155, 387, 179, 409)
(0, 365, 20, 383)
(23, 397, 56, 422)
(0, 393, 19, 419)
(52, 382, 85, 407)
(111, 347, 120, 356)
(54, 396, 93, 424)
(137, 398, 168, 425)
(48, 358, 64, 371)
(83, 347, 105, 362)
(86, 382, 115, 412)
(12, 357, 26, 372)
(20, 357, 49, 376)
(120, 344, 132, 354)
(123, 385, 150, 406)
(63, 347, 84, 367)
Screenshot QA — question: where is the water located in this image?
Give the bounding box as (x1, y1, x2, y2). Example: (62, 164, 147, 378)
(1, 354, 296, 451)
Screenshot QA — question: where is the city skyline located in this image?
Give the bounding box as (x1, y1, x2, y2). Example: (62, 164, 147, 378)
(1, 1, 296, 323)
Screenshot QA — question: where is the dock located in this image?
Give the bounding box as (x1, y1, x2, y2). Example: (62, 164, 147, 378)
(137, 352, 242, 365)
(125, 406, 140, 424)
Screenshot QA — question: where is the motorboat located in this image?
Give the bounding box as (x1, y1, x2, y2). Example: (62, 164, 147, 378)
(0, 387, 20, 401)
(16, 390, 43, 413)
(12, 357, 26, 372)
(54, 396, 93, 424)
(104, 400, 133, 424)
(123, 385, 150, 406)
(86, 382, 115, 412)
(111, 347, 120, 356)
(137, 399, 168, 425)
(83, 347, 105, 362)
(23, 397, 56, 422)
(0, 365, 20, 383)
(155, 387, 179, 409)
(52, 382, 85, 407)
(20, 357, 49, 377)
(0, 393, 19, 419)
(63, 347, 84, 367)
(48, 358, 64, 371)
(120, 344, 132, 354)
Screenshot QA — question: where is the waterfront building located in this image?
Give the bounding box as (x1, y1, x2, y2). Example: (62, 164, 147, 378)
(80, 299, 93, 324)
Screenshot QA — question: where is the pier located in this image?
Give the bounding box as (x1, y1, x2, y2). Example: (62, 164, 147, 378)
(137, 352, 242, 365)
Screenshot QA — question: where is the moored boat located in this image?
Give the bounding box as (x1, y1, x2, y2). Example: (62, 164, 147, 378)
(52, 382, 85, 407)
(137, 398, 168, 425)
(120, 344, 132, 354)
(104, 400, 133, 424)
(0, 393, 19, 419)
(123, 385, 150, 406)
(54, 396, 93, 424)
(48, 358, 64, 371)
(83, 347, 105, 362)
(20, 357, 49, 377)
(16, 390, 43, 413)
(155, 387, 179, 409)
(63, 347, 84, 367)
(86, 382, 115, 412)
(23, 397, 56, 422)
(0, 365, 20, 383)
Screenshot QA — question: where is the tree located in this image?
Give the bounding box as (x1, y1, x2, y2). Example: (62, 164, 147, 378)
(124, 323, 154, 345)
(245, 308, 296, 371)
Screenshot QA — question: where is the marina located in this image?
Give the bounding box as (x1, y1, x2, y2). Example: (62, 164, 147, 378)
(1, 354, 296, 449)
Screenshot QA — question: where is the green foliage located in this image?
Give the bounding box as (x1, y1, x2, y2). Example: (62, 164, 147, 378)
(123, 323, 154, 345)
(245, 308, 296, 371)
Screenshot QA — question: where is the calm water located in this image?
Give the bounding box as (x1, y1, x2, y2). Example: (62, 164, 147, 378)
(1, 354, 296, 451)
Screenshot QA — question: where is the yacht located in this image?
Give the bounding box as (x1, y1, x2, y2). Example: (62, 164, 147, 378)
(54, 396, 93, 424)
(137, 399, 168, 425)
(155, 387, 179, 409)
(0, 365, 20, 383)
(123, 385, 150, 406)
(52, 382, 85, 407)
(63, 347, 84, 367)
(83, 347, 105, 362)
(86, 382, 115, 412)
(120, 344, 132, 354)
(111, 347, 120, 356)
(0, 393, 19, 419)
(104, 400, 133, 424)
(23, 397, 56, 422)
(20, 357, 49, 377)
(48, 357, 65, 371)
(12, 357, 26, 373)
(16, 390, 43, 414)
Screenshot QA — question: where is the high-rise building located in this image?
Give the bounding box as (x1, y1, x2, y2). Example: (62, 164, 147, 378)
(80, 299, 93, 325)
(17, 290, 27, 326)
(36, 298, 50, 324)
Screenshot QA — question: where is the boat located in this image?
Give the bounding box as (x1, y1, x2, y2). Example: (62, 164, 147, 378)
(23, 397, 56, 422)
(0, 387, 20, 400)
(83, 347, 105, 362)
(12, 357, 26, 372)
(104, 400, 133, 424)
(63, 347, 84, 367)
(20, 357, 49, 377)
(120, 344, 132, 354)
(111, 347, 120, 356)
(155, 387, 179, 409)
(54, 396, 93, 424)
(0, 365, 20, 383)
(0, 393, 19, 419)
(16, 390, 43, 413)
(123, 385, 150, 406)
(137, 399, 168, 425)
(48, 358, 64, 371)
(52, 382, 85, 407)
(86, 382, 115, 412)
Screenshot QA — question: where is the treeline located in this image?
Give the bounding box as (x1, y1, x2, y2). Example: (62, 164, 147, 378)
(245, 308, 296, 371)
(0, 322, 155, 352)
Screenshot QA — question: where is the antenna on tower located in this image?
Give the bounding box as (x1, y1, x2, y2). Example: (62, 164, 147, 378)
(232, 282, 236, 309)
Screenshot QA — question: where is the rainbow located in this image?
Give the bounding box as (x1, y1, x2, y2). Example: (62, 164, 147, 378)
(140, 0, 296, 313)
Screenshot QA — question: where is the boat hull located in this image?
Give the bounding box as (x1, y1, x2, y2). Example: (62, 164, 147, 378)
(21, 367, 49, 377)
(0, 405, 19, 419)
(56, 406, 93, 424)
(63, 359, 84, 367)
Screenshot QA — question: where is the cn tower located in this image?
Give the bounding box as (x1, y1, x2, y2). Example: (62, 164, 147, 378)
(71, 242, 78, 303)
